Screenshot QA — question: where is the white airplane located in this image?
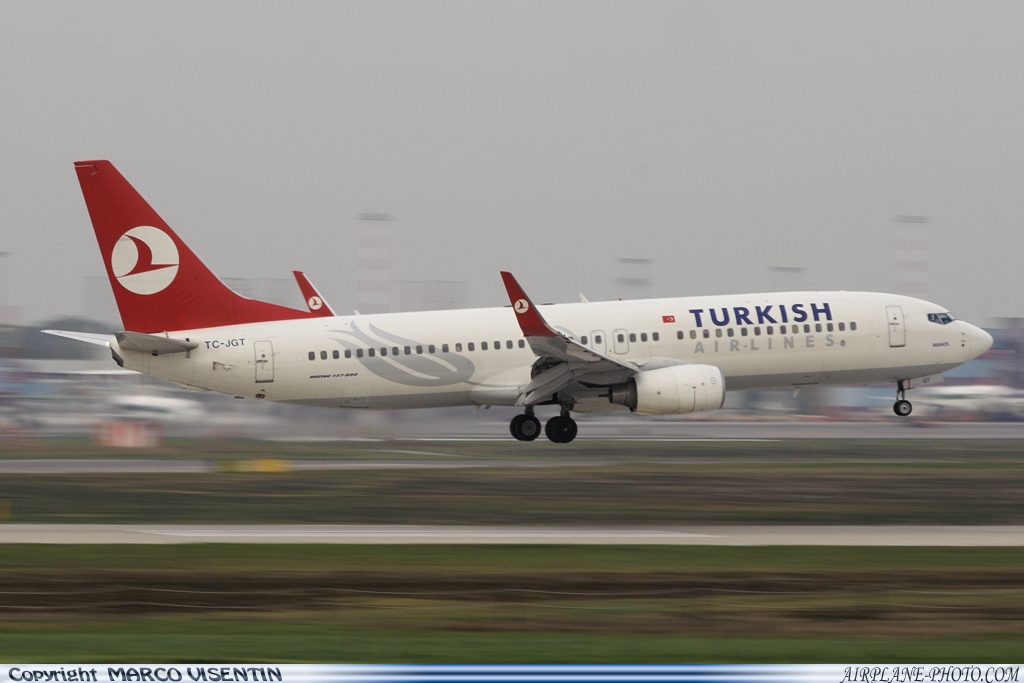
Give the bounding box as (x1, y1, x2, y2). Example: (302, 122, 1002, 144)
(48, 160, 994, 443)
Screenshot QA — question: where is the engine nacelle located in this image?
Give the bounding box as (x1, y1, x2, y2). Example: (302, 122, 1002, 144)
(607, 364, 726, 416)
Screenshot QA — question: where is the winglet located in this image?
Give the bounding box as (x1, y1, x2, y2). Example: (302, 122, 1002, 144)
(500, 271, 558, 338)
(293, 271, 336, 316)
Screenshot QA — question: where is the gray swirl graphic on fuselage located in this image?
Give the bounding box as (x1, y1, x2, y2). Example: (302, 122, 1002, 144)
(329, 323, 476, 386)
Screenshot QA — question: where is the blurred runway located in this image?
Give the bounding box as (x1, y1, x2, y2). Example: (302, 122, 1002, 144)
(420, 419, 1024, 440)
(2, 524, 1023, 545)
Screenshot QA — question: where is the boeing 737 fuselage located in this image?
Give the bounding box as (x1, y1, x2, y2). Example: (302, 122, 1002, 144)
(49, 161, 994, 443)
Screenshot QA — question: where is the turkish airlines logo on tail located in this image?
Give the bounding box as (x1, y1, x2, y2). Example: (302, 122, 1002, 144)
(307, 296, 323, 310)
(110, 226, 180, 295)
(514, 299, 530, 314)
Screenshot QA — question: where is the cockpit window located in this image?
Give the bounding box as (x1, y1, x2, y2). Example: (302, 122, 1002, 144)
(928, 312, 955, 325)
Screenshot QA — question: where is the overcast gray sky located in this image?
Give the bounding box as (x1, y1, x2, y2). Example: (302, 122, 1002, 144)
(2, 2, 1022, 326)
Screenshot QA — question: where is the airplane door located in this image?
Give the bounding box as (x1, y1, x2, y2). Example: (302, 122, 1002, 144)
(886, 306, 906, 348)
(590, 330, 607, 354)
(613, 328, 630, 354)
(254, 340, 275, 383)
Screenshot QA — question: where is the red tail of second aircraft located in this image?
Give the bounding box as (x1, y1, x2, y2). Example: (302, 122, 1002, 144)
(74, 160, 316, 333)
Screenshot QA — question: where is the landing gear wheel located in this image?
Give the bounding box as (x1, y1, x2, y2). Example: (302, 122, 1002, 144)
(510, 414, 541, 441)
(545, 415, 578, 443)
(893, 380, 912, 417)
(893, 399, 912, 417)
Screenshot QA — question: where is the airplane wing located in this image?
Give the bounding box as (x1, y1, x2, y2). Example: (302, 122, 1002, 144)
(293, 271, 336, 317)
(500, 271, 639, 406)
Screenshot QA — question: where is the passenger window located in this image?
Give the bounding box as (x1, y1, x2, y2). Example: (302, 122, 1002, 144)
(804, 324, 811, 333)
(582, 336, 588, 345)
(468, 342, 475, 351)
(716, 329, 723, 338)
(482, 342, 489, 350)
(815, 323, 822, 333)
(416, 345, 423, 354)
(767, 326, 773, 335)
(726, 328, 733, 337)
(320, 351, 327, 360)
(455, 343, 462, 352)
(594, 335, 602, 345)
(506, 340, 513, 349)
(404, 346, 411, 355)
(345, 350, 352, 359)
(308, 352, 315, 361)
(368, 348, 375, 357)
(652, 332, 659, 342)
(703, 329, 710, 338)
(850, 322, 857, 331)
(356, 349, 364, 358)
(640, 333, 648, 342)
(629, 333, 636, 343)
(741, 328, 748, 337)
(838, 323, 845, 332)
(754, 327, 760, 336)
(392, 347, 399, 355)
(380, 348, 387, 356)
(690, 330, 696, 339)
(494, 341, 500, 349)
(677, 331, 684, 340)
(518, 339, 526, 348)
(827, 323, 833, 332)
(617, 334, 625, 343)
(333, 350, 340, 359)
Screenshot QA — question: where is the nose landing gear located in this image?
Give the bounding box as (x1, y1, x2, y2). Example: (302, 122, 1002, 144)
(893, 380, 913, 417)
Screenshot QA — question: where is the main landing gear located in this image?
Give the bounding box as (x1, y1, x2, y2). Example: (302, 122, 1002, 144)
(545, 408, 578, 444)
(510, 407, 578, 443)
(893, 380, 913, 417)
(510, 408, 542, 441)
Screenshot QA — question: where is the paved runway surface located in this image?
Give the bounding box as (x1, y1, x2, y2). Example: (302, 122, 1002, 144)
(0, 458, 624, 474)
(430, 419, 1024, 441)
(2, 524, 1023, 545)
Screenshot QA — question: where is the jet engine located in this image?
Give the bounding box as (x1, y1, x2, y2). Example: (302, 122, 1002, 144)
(607, 364, 725, 415)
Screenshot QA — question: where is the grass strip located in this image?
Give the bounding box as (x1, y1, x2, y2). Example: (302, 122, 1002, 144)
(0, 545, 1022, 662)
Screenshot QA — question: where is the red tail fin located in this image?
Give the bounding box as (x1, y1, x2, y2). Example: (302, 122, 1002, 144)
(75, 160, 317, 333)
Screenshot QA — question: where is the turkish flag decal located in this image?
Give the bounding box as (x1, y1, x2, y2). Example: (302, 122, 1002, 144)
(662, 315, 675, 323)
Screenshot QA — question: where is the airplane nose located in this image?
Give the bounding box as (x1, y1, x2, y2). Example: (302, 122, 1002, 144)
(971, 325, 993, 358)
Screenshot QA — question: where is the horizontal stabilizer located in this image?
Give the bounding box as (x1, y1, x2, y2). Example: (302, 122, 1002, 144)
(42, 330, 112, 347)
(115, 331, 198, 355)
